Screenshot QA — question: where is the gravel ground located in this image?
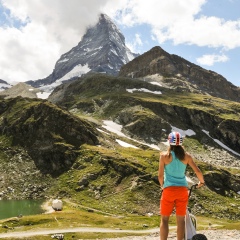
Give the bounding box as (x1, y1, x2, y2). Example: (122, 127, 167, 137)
(103, 229, 240, 239)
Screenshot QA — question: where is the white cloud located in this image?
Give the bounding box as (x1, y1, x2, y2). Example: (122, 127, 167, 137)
(111, 0, 240, 49)
(1, 0, 240, 84)
(0, 24, 60, 83)
(162, 16, 240, 49)
(111, 0, 206, 27)
(135, 33, 143, 46)
(196, 54, 229, 66)
(0, 0, 110, 83)
(126, 33, 143, 53)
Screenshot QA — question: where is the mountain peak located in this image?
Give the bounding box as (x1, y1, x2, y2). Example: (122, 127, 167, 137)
(0, 82, 39, 99)
(119, 46, 240, 102)
(27, 14, 138, 90)
(99, 13, 115, 24)
(98, 13, 122, 35)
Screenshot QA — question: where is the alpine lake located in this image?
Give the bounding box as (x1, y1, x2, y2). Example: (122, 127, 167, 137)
(0, 199, 45, 220)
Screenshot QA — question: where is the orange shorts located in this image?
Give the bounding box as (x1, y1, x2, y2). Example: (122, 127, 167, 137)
(160, 186, 188, 216)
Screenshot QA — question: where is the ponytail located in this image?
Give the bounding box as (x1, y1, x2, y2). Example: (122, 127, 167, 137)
(168, 145, 185, 160)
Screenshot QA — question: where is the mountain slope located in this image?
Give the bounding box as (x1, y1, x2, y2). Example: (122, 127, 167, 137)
(0, 82, 239, 220)
(26, 14, 138, 91)
(46, 73, 240, 219)
(48, 73, 240, 154)
(0, 97, 99, 176)
(119, 46, 240, 102)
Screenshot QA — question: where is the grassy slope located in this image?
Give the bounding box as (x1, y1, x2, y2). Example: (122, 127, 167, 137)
(58, 74, 240, 121)
(0, 76, 240, 238)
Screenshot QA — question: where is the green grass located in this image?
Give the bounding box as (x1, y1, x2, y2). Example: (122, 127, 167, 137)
(11, 232, 147, 240)
(41, 143, 240, 222)
(0, 202, 160, 233)
(0, 85, 240, 239)
(69, 88, 240, 122)
(1, 204, 240, 240)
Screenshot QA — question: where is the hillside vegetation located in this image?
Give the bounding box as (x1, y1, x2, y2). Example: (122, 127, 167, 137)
(0, 73, 240, 237)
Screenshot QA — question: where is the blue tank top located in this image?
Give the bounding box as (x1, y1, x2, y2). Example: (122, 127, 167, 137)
(163, 151, 188, 188)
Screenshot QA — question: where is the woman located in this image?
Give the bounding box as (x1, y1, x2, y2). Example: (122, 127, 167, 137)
(158, 131, 205, 240)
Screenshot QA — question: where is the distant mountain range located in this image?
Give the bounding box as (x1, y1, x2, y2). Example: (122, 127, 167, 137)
(0, 14, 239, 104)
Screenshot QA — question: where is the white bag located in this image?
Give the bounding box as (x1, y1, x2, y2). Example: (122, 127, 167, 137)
(185, 209, 197, 240)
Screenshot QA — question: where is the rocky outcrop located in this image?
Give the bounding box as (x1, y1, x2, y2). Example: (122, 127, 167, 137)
(116, 106, 171, 143)
(115, 101, 240, 152)
(119, 46, 240, 102)
(0, 97, 99, 175)
(0, 145, 52, 200)
(138, 101, 240, 152)
(214, 119, 240, 152)
(204, 169, 240, 196)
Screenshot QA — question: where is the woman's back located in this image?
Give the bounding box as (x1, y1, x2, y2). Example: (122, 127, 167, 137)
(163, 151, 188, 188)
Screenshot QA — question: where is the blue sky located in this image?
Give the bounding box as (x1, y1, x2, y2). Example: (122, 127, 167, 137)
(0, 0, 239, 87)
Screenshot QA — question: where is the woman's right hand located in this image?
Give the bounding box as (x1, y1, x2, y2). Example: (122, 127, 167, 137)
(197, 181, 205, 188)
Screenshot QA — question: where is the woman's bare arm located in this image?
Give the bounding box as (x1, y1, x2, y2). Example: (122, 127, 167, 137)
(186, 153, 205, 187)
(158, 153, 165, 188)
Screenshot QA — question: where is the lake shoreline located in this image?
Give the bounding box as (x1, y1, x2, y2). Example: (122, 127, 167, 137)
(41, 200, 55, 214)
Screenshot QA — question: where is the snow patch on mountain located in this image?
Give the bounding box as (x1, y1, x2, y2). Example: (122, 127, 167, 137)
(116, 139, 139, 149)
(126, 88, 162, 95)
(171, 126, 196, 137)
(101, 120, 159, 150)
(150, 82, 162, 87)
(202, 130, 240, 156)
(102, 120, 126, 137)
(56, 64, 90, 82)
(37, 91, 51, 99)
(37, 64, 91, 94)
(57, 58, 69, 63)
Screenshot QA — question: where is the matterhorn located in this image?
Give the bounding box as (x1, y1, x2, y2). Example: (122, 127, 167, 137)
(27, 14, 138, 91)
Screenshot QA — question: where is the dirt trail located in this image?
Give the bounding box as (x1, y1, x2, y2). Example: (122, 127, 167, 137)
(0, 227, 159, 239)
(1, 227, 240, 239)
(103, 230, 240, 239)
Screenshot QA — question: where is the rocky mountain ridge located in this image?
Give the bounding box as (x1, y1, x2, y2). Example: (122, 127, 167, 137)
(2, 14, 238, 105)
(119, 46, 240, 102)
(49, 73, 240, 154)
